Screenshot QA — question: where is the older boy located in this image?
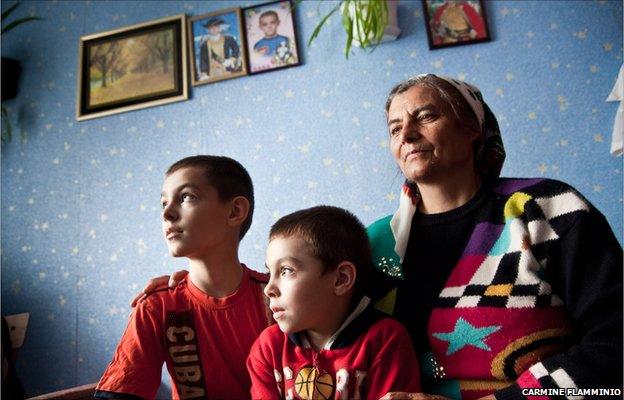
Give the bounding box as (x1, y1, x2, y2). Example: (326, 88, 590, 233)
(95, 156, 271, 399)
(247, 206, 420, 399)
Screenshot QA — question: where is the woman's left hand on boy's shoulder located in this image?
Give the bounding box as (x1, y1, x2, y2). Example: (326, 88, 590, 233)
(130, 270, 189, 306)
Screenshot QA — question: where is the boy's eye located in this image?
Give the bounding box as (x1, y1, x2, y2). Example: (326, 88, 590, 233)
(181, 193, 196, 202)
(280, 266, 294, 277)
(161, 201, 167, 209)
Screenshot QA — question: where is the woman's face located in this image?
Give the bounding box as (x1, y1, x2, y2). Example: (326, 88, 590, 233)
(387, 85, 479, 184)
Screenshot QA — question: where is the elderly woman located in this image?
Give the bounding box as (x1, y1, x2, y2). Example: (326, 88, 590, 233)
(370, 74, 622, 399)
(135, 75, 622, 400)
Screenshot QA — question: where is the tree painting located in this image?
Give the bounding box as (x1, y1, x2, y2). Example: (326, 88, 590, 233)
(145, 30, 173, 74)
(90, 41, 122, 88)
(88, 28, 176, 107)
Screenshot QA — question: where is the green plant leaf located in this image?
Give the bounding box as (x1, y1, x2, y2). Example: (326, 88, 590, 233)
(1, 106, 13, 143)
(354, 0, 364, 45)
(1, 1, 20, 22)
(309, 0, 390, 59)
(341, 1, 354, 58)
(367, 2, 376, 36)
(360, 0, 387, 52)
(2, 16, 41, 34)
(307, 2, 341, 47)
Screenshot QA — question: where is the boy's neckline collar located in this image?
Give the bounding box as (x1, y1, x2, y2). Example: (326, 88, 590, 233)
(185, 264, 251, 309)
(288, 296, 373, 351)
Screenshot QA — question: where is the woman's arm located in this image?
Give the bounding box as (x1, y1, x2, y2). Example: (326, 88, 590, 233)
(496, 202, 622, 399)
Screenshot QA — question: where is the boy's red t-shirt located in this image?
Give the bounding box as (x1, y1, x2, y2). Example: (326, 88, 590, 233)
(95, 265, 271, 399)
(247, 305, 421, 400)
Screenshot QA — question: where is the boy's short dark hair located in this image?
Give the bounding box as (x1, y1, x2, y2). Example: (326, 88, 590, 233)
(269, 205, 372, 300)
(259, 10, 279, 21)
(166, 155, 254, 239)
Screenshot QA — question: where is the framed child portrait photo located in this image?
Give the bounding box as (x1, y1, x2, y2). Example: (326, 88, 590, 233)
(187, 8, 248, 85)
(422, 0, 491, 50)
(242, 0, 301, 74)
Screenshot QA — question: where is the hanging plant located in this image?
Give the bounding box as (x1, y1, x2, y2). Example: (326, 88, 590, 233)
(2, 1, 40, 34)
(1, 0, 41, 142)
(307, 0, 399, 59)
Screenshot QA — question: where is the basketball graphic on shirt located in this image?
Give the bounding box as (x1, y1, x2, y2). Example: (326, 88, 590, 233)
(294, 366, 334, 400)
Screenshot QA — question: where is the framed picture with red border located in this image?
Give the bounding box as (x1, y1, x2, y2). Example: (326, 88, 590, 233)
(422, 0, 491, 50)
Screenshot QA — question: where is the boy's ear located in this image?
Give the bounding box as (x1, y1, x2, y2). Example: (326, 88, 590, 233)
(227, 196, 250, 228)
(333, 261, 356, 296)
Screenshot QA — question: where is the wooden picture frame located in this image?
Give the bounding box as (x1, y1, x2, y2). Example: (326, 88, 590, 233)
(76, 14, 188, 121)
(242, 0, 301, 75)
(422, 0, 491, 50)
(187, 8, 248, 86)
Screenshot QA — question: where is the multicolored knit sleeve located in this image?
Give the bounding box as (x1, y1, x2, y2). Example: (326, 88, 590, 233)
(494, 179, 623, 400)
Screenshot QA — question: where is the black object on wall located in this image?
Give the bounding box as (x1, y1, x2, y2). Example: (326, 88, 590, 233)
(1, 57, 22, 101)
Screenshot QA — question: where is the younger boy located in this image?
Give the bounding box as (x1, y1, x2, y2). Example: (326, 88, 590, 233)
(253, 10, 290, 57)
(247, 206, 420, 399)
(95, 155, 271, 399)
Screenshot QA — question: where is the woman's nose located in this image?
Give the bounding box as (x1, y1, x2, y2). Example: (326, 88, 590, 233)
(399, 124, 420, 142)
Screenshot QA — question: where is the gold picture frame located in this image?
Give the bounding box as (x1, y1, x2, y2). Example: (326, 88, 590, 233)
(76, 14, 188, 121)
(187, 8, 248, 86)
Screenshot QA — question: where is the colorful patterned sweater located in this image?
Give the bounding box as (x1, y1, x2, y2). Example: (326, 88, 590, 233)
(367, 178, 623, 400)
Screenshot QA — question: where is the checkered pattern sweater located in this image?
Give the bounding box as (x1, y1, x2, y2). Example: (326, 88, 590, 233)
(368, 178, 623, 400)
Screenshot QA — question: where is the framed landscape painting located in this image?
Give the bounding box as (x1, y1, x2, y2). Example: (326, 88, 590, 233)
(77, 14, 188, 121)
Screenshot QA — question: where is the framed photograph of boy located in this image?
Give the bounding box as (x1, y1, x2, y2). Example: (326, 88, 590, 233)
(187, 8, 247, 86)
(422, 0, 491, 50)
(242, 0, 301, 74)
(76, 14, 188, 121)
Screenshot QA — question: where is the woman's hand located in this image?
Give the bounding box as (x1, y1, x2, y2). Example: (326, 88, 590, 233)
(380, 393, 451, 400)
(129, 270, 189, 306)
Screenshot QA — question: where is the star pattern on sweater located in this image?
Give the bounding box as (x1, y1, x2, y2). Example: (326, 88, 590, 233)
(433, 317, 501, 355)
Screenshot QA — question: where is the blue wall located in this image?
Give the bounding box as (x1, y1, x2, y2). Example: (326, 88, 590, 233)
(1, 0, 622, 396)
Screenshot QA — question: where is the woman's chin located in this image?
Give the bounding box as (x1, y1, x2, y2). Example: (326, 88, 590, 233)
(403, 167, 431, 183)
(399, 159, 433, 181)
